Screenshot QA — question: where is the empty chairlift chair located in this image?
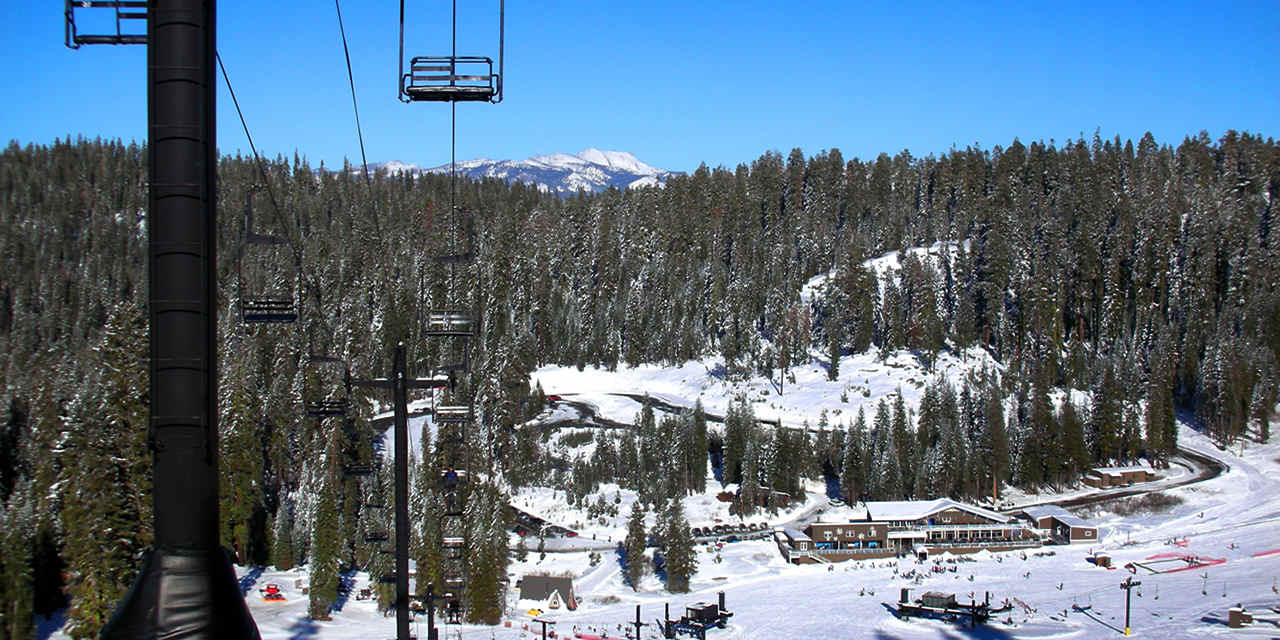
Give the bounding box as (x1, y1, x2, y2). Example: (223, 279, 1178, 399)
(239, 238, 297, 323)
(238, 189, 298, 324)
(398, 1, 505, 104)
(403, 57, 498, 102)
(434, 405, 473, 423)
(304, 355, 350, 417)
(64, 0, 147, 48)
(434, 208, 475, 264)
(343, 462, 376, 477)
(425, 310, 475, 337)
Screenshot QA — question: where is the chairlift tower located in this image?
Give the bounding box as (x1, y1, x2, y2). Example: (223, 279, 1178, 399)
(351, 346, 450, 640)
(66, 1, 262, 637)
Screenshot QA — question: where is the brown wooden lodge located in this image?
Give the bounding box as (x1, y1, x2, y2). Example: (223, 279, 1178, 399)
(775, 499, 1042, 564)
(1082, 465, 1157, 488)
(1008, 505, 1098, 543)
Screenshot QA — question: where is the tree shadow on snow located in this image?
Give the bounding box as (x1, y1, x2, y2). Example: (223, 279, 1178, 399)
(287, 617, 321, 640)
(238, 565, 265, 596)
(333, 571, 357, 612)
(35, 610, 67, 640)
(875, 603, 1017, 640)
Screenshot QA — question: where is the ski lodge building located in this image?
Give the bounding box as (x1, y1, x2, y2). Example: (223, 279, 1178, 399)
(775, 498, 1040, 564)
(1008, 505, 1098, 543)
(1083, 465, 1157, 488)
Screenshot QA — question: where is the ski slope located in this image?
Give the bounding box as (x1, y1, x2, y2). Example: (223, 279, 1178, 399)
(213, 420, 1280, 640)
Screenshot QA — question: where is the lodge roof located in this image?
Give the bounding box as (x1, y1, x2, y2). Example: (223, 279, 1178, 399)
(860, 498, 1012, 524)
(1012, 505, 1073, 521)
(519, 575, 574, 602)
(1010, 505, 1094, 529)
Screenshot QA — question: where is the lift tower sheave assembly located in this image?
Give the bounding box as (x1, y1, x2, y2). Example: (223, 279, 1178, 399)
(65, 1, 263, 637)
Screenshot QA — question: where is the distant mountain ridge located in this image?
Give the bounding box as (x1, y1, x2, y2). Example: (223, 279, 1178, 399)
(365, 149, 677, 195)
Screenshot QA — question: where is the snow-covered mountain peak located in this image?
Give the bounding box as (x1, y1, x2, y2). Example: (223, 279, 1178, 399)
(574, 148, 659, 175)
(424, 149, 677, 195)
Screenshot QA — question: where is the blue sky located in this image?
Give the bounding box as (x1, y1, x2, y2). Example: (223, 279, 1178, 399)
(3, 1, 1278, 173)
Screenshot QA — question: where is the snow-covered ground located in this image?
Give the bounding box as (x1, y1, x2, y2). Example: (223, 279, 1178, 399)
(183, 415, 1277, 640)
(531, 347, 1002, 430)
(44, 363, 1276, 640)
(218, 351, 1272, 640)
(211, 420, 1280, 640)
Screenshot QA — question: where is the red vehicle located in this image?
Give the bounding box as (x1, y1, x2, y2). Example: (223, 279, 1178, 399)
(261, 583, 286, 602)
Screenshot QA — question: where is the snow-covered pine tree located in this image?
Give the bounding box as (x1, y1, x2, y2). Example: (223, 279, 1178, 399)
(412, 434, 444, 600)
(463, 482, 509, 624)
(59, 302, 150, 639)
(691, 401, 708, 494)
(868, 400, 901, 499)
(308, 435, 342, 620)
(622, 500, 647, 591)
(841, 410, 868, 504)
(891, 391, 915, 498)
(659, 499, 697, 593)
(2, 480, 35, 640)
(740, 433, 762, 517)
(272, 499, 295, 571)
(219, 345, 264, 565)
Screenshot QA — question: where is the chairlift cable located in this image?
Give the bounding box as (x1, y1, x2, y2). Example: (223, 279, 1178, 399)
(334, 0, 382, 238)
(217, 50, 326, 314)
(215, 51, 290, 252)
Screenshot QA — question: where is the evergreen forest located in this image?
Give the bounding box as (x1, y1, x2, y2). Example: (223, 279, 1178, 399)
(0, 130, 1277, 638)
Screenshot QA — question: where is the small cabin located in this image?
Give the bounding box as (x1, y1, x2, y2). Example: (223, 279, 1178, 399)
(1084, 465, 1157, 488)
(519, 574, 577, 611)
(1009, 505, 1098, 543)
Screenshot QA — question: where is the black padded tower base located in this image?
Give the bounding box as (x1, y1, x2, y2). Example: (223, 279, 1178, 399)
(99, 548, 261, 640)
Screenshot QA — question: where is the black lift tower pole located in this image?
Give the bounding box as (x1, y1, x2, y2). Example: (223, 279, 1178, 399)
(75, 1, 262, 637)
(353, 344, 448, 640)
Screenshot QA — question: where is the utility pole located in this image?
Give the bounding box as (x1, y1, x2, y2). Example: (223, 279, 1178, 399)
(355, 344, 448, 640)
(424, 583, 438, 640)
(65, 1, 259, 636)
(629, 604, 648, 640)
(1120, 576, 1142, 636)
(532, 617, 556, 640)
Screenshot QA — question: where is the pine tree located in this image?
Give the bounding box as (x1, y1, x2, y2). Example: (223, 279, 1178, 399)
(659, 499, 697, 593)
(690, 402, 709, 494)
(841, 411, 868, 503)
(868, 400, 902, 499)
(1089, 366, 1122, 463)
(891, 391, 915, 497)
(740, 434, 762, 516)
(1, 481, 35, 640)
(463, 482, 509, 624)
(1059, 401, 1089, 482)
(980, 384, 1010, 496)
(219, 348, 264, 565)
(622, 501, 647, 591)
(272, 500, 296, 571)
(308, 447, 341, 620)
(60, 303, 151, 639)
